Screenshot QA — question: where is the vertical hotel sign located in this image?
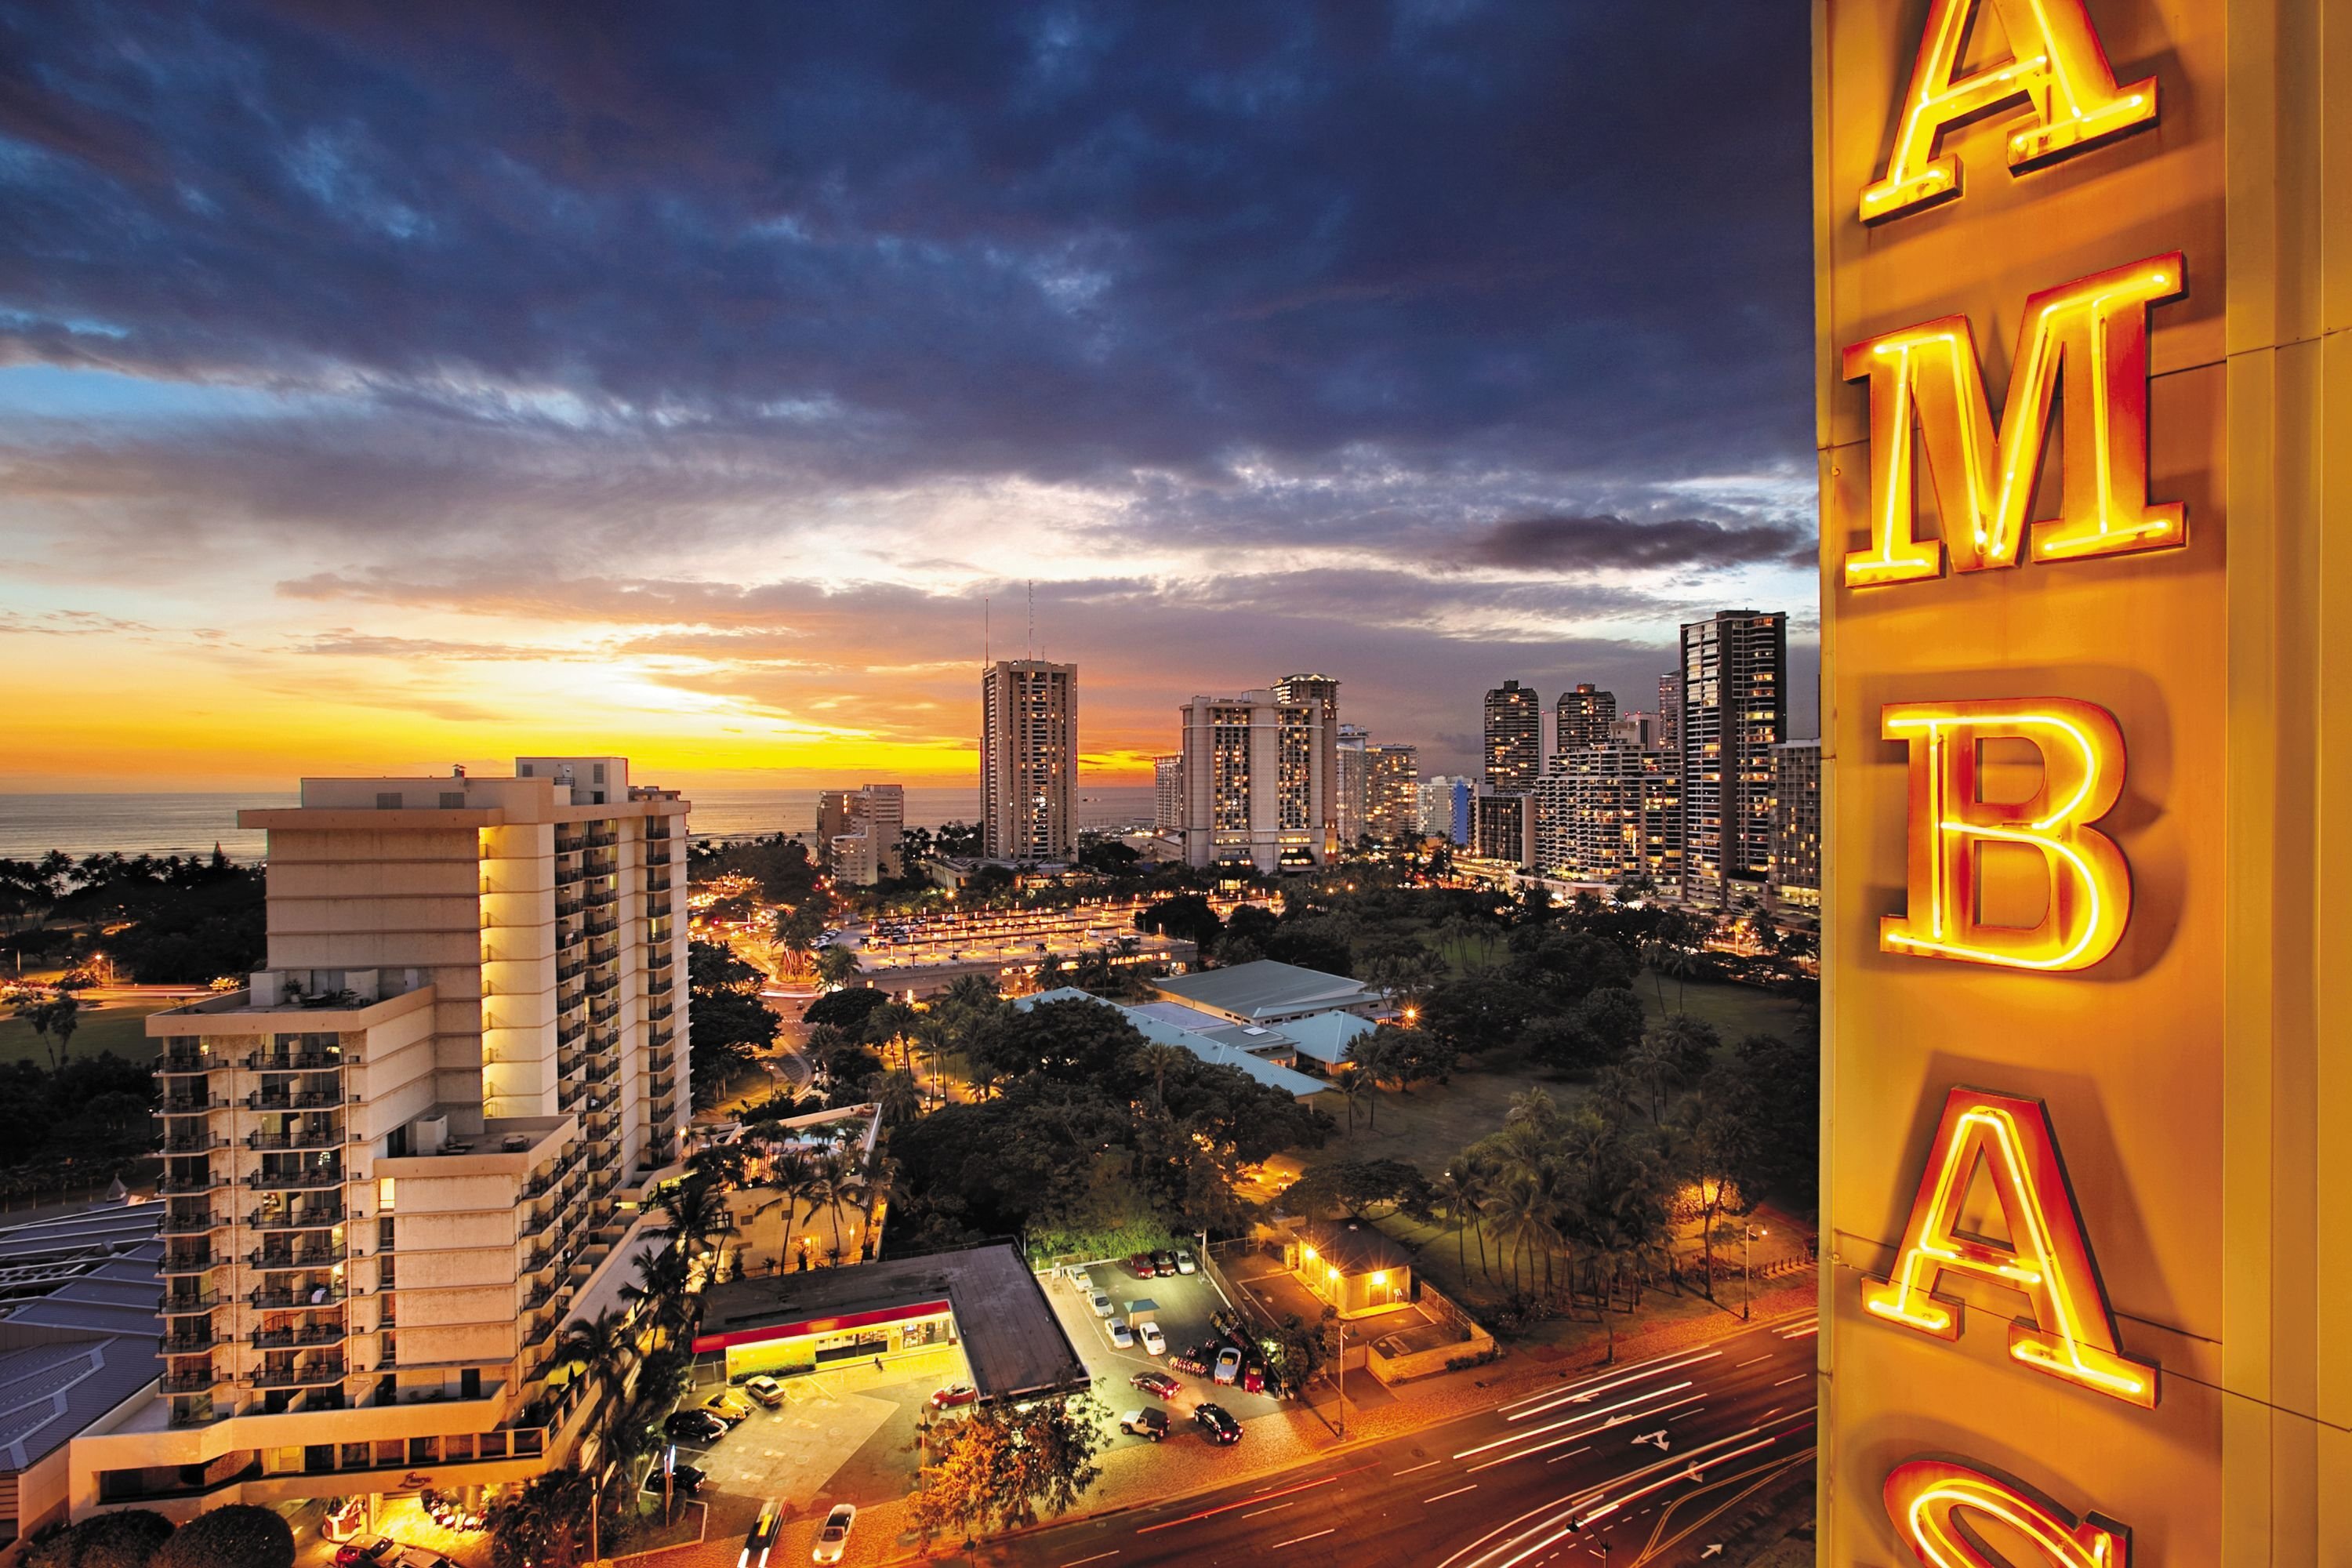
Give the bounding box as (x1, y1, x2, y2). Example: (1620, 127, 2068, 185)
(1813, 0, 2275, 1561)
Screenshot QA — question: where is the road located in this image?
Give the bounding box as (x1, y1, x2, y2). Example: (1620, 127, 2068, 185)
(971, 1312, 1819, 1568)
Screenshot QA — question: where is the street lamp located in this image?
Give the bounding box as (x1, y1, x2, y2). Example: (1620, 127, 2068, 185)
(1741, 1226, 1768, 1320)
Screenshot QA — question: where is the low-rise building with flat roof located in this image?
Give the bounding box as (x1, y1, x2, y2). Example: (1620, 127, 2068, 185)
(1151, 960, 1381, 1026)
(1286, 1218, 1414, 1319)
(1014, 990, 1333, 1102)
(691, 1243, 1087, 1404)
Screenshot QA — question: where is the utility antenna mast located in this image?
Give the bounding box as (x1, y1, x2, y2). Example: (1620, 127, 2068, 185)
(1027, 580, 1035, 660)
(983, 596, 990, 667)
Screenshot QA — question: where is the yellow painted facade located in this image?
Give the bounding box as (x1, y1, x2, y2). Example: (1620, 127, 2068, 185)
(1815, 0, 2351, 1558)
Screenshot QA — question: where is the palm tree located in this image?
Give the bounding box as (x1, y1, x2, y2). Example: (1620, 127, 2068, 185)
(813, 945, 863, 990)
(1486, 1174, 1544, 1296)
(874, 1067, 923, 1127)
(1627, 1030, 1682, 1123)
(865, 1000, 918, 1071)
(1340, 1035, 1390, 1128)
(800, 1145, 869, 1264)
(653, 1178, 735, 1279)
(557, 1306, 640, 1417)
(622, 1246, 691, 1341)
(1138, 1041, 1185, 1112)
(1332, 1065, 1369, 1135)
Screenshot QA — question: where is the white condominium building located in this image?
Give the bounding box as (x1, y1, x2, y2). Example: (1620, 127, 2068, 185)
(1533, 743, 1683, 887)
(819, 783, 905, 886)
(110, 758, 688, 1525)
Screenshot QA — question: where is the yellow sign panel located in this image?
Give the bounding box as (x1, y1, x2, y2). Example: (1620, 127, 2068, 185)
(1805, 0, 2336, 1556)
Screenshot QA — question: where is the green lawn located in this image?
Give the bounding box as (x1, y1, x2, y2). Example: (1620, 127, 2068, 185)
(0, 1001, 174, 1067)
(1633, 968, 1807, 1042)
(1305, 1065, 1566, 1177)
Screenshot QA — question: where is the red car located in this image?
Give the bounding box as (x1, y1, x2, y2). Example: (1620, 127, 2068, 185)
(1130, 1370, 1181, 1401)
(1128, 1252, 1158, 1279)
(930, 1382, 979, 1409)
(335, 1541, 398, 1568)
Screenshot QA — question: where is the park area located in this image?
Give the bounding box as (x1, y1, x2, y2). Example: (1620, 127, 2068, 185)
(1276, 967, 1817, 1356)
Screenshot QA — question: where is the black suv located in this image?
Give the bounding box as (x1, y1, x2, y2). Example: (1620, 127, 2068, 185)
(1193, 1403, 1242, 1444)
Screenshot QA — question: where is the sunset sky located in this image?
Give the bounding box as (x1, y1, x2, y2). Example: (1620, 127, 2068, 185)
(1, 3, 1817, 793)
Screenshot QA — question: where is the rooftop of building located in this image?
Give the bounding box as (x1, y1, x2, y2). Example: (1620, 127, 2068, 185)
(149, 969, 433, 1026)
(238, 757, 688, 830)
(1015, 989, 1332, 1100)
(0, 1335, 162, 1475)
(1276, 1010, 1379, 1066)
(0, 1203, 164, 1474)
(1294, 1218, 1414, 1277)
(696, 1243, 1087, 1403)
(1152, 959, 1374, 1022)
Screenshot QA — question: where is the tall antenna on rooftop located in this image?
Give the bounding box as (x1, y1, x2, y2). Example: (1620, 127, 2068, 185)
(1027, 579, 1035, 661)
(984, 596, 990, 668)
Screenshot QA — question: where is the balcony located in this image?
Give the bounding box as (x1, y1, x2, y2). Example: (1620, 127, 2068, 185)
(245, 1165, 345, 1192)
(583, 829, 618, 849)
(646, 895, 673, 920)
(160, 1370, 223, 1395)
(247, 1361, 346, 1389)
(246, 1126, 345, 1152)
(648, 1073, 676, 1101)
(652, 1096, 677, 1123)
(648, 1001, 673, 1025)
(647, 1046, 675, 1075)
(588, 1002, 619, 1025)
(160, 1094, 227, 1116)
(161, 1132, 227, 1155)
(645, 844, 673, 866)
(160, 1327, 225, 1354)
(252, 1323, 347, 1349)
(247, 1204, 343, 1230)
(163, 1290, 220, 1316)
(648, 1027, 674, 1052)
(555, 897, 584, 920)
(555, 862, 585, 888)
(555, 959, 586, 985)
(158, 1168, 226, 1196)
(248, 1088, 352, 1111)
(584, 1059, 619, 1086)
(162, 1250, 222, 1276)
(250, 1243, 347, 1271)
(159, 1208, 227, 1236)
(160, 1051, 212, 1074)
(520, 1281, 558, 1313)
(647, 947, 673, 971)
(583, 915, 619, 938)
(245, 1049, 343, 1072)
(250, 1283, 348, 1310)
(647, 977, 674, 1000)
(644, 875, 672, 894)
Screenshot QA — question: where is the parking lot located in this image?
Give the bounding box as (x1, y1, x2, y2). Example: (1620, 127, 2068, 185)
(666, 1345, 967, 1538)
(1044, 1257, 1288, 1445)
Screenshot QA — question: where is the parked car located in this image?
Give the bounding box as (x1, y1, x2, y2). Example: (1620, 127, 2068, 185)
(335, 1539, 399, 1568)
(1151, 1250, 1177, 1276)
(665, 1408, 729, 1444)
(1139, 1322, 1167, 1356)
(811, 1503, 858, 1565)
(1128, 1252, 1158, 1279)
(1131, 1370, 1181, 1400)
(702, 1389, 755, 1425)
(1243, 1365, 1266, 1396)
(742, 1374, 786, 1408)
(1090, 1290, 1115, 1318)
(930, 1382, 980, 1409)
(1214, 1346, 1243, 1385)
(642, 1462, 707, 1497)
(1120, 1408, 1171, 1440)
(1174, 1248, 1199, 1275)
(742, 1497, 784, 1568)
(1106, 1316, 1134, 1349)
(1194, 1403, 1243, 1444)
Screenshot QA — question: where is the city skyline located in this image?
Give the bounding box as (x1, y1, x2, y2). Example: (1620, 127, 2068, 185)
(0, 5, 1816, 793)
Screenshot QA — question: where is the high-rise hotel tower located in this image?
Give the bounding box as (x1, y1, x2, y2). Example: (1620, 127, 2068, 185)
(980, 660, 1078, 863)
(128, 758, 687, 1517)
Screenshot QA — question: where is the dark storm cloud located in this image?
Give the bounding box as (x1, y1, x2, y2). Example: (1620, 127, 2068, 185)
(0, 0, 1813, 496)
(1472, 513, 1808, 573)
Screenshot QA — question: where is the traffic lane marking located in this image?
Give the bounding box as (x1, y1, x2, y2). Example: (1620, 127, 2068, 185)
(1130, 1462, 1377, 1534)
(1269, 1528, 1336, 1549)
(1424, 1485, 1479, 1504)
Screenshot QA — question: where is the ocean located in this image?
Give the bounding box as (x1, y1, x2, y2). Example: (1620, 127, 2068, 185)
(0, 786, 1158, 863)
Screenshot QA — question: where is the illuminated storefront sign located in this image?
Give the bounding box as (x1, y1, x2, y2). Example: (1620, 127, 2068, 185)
(1859, 0, 2158, 224)
(1879, 699, 2129, 971)
(1884, 1458, 2130, 1568)
(1842, 254, 2185, 588)
(1863, 1087, 2157, 1406)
